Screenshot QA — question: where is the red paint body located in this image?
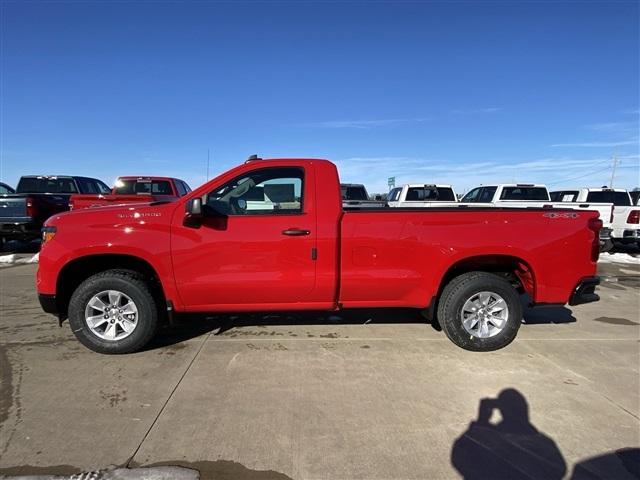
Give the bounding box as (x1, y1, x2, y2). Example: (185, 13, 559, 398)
(37, 159, 599, 313)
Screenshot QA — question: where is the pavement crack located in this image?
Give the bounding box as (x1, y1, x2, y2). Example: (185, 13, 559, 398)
(600, 394, 640, 421)
(124, 333, 212, 467)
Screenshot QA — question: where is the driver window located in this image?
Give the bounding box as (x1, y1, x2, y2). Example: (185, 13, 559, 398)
(206, 167, 304, 215)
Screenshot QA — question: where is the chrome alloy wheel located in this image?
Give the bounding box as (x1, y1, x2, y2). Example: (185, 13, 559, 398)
(460, 291, 509, 338)
(84, 290, 139, 341)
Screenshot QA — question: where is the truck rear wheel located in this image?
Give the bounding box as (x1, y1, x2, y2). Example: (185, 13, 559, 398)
(437, 272, 522, 351)
(68, 269, 158, 354)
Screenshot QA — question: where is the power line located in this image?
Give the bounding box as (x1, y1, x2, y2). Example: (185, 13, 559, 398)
(609, 155, 618, 188)
(546, 166, 612, 186)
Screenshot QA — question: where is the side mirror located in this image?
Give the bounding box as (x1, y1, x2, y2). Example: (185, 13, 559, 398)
(184, 197, 203, 228)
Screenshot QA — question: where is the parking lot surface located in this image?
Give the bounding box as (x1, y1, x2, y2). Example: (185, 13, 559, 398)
(0, 260, 639, 479)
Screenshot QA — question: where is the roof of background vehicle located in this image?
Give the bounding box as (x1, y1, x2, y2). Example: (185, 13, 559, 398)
(402, 184, 455, 188)
(581, 187, 629, 192)
(476, 183, 548, 188)
(117, 176, 183, 181)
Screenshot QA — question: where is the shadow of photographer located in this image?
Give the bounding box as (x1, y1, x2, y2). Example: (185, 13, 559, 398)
(451, 388, 567, 479)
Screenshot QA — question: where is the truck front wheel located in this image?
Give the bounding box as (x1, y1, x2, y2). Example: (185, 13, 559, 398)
(437, 272, 522, 351)
(68, 269, 158, 354)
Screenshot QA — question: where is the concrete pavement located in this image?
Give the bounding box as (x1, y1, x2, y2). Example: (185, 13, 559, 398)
(0, 262, 638, 479)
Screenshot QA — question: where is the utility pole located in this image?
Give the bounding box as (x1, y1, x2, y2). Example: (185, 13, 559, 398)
(207, 149, 210, 181)
(609, 154, 618, 188)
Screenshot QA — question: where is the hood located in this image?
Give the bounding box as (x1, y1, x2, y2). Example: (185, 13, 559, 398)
(45, 201, 177, 227)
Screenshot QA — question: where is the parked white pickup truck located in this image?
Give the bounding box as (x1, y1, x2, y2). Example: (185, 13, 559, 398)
(387, 184, 459, 207)
(551, 188, 639, 246)
(461, 184, 615, 250)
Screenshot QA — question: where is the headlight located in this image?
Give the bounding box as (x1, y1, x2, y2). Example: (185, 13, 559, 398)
(41, 226, 57, 245)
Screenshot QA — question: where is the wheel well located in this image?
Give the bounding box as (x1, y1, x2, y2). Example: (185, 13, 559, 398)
(440, 255, 535, 297)
(424, 255, 535, 324)
(56, 254, 165, 317)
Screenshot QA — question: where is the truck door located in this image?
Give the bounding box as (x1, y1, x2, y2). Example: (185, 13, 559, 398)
(171, 165, 317, 309)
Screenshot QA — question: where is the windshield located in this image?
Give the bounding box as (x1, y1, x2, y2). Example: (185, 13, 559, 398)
(406, 186, 456, 201)
(388, 188, 401, 202)
(586, 191, 631, 206)
(500, 187, 549, 201)
(550, 191, 578, 202)
(17, 177, 78, 194)
(341, 186, 368, 201)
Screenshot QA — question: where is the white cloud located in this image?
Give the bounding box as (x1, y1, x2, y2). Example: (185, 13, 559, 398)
(551, 140, 638, 148)
(333, 155, 639, 194)
(451, 107, 502, 114)
(585, 122, 638, 133)
(301, 118, 429, 129)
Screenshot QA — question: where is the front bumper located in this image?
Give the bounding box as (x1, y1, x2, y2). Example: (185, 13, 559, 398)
(569, 277, 600, 306)
(38, 293, 59, 315)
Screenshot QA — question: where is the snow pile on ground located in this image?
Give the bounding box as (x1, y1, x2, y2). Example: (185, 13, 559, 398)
(599, 253, 640, 264)
(0, 253, 39, 266)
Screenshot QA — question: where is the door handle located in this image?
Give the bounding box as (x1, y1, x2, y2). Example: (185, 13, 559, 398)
(282, 228, 310, 236)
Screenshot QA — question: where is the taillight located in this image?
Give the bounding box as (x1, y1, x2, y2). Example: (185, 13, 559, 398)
(25, 196, 35, 217)
(610, 208, 614, 224)
(588, 217, 603, 262)
(627, 210, 640, 224)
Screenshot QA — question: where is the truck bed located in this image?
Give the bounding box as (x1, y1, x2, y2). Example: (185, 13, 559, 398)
(339, 207, 598, 307)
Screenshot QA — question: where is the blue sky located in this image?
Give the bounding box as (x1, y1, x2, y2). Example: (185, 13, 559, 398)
(1, 0, 638, 194)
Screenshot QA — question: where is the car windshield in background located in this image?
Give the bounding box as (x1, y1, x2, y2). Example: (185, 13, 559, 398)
(17, 177, 78, 194)
(341, 186, 368, 201)
(388, 188, 401, 202)
(586, 191, 631, 206)
(550, 191, 579, 202)
(115, 180, 173, 195)
(500, 187, 548, 201)
(406, 187, 456, 201)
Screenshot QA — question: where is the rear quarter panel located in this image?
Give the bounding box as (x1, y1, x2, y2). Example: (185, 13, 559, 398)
(339, 209, 598, 307)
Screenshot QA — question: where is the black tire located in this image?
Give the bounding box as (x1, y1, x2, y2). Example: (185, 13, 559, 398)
(437, 272, 522, 352)
(68, 269, 158, 354)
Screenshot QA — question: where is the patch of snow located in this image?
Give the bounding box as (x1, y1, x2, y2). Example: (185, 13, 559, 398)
(0, 466, 199, 479)
(598, 253, 640, 264)
(0, 254, 17, 264)
(0, 253, 39, 266)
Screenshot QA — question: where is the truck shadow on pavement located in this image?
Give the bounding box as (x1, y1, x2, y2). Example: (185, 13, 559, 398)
(146, 301, 576, 351)
(145, 308, 428, 350)
(452, 388, 639, 480)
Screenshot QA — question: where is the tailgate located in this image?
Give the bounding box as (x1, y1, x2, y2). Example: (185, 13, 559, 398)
(0, 196, 27, 219)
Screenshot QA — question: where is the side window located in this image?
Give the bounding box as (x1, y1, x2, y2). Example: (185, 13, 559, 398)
(95, 180, 111, 194)
(175, 180, 187, 197)
(179, 180, 192, 195)
(462, 187, 481, 202)
(76, 178, 98, 194)
(478, 186, 497, 202)
(206, 167, 303, 216)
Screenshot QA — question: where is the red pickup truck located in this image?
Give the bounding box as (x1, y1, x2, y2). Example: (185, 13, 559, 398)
(69, 176, 191, 210)
(37, 158, 601, 354)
